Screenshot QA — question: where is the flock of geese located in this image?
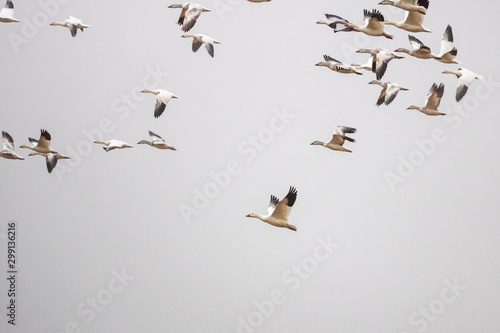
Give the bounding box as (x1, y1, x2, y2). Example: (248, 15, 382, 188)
(0, 0, 484, 231)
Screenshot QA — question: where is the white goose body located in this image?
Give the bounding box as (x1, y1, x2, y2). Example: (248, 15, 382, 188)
(443, 68, 483, 102)
(181, 33, 220, 57)
(407, 83, 446, 116)
(311, 126, 357, 153)
(394, 35, 437, 59)
(384, 0, 430, 33)
(94, 140, 133, 152)
(0, 0, 19, 23)
(369, 80, 409, 106)
(315, 55, 363, 75)
(29, 151, 70, 173)
(50, 16, 89, 37)
(246, 187, 298, 231)
(138, 131, 176, 150)
(345, 9, 394, 39)
(169, 2, 211, 32)
(19, 129, 58, 154)
(356, 48, 404, 80)
(1, 131, 24, 160)
(141, 89, 180, 118)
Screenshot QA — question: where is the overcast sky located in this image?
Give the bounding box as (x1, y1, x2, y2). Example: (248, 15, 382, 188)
(1, 1, 500, 332)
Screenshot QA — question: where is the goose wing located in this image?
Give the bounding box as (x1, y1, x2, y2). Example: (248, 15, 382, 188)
(408, 35, 430, 53)
(424, 83, 444, 110)
(385, 84, 403, 105)
(182, 5, 202, 32)
(373, 51, 393, 80)
(46, 153, 58, 173)
(149, 130, 165, 143)
(323, 54, 341, 64)
(364, 9, 384, 31)
(328, 134, 345, 146)
(2, 131, 14, 150)
(37, 129, 51, 149)
(192, 39, 203, 52)
(270, 187, 297, 220)
(456, 70, 477, 102)
(324, 14, 354, 32)
(376, 86, 388, 106)
(205, 42, 214, 57)
(438, 25, 455, 57)
(267, 195, 279, 215)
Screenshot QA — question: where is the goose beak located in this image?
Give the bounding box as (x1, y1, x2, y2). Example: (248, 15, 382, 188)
(245, 214, 251, 217)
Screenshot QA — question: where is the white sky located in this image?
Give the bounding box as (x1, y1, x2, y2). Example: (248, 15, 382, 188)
(1, 1, 500, 332)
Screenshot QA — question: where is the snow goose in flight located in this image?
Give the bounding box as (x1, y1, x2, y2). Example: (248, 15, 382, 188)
(137, 131, 176, 151)
(19, 129, 58, 154)
(311, 126, 356, 153)
(434, 25, 460, 64)
(442, 68, 483, 102)
(246, 187, 298, 231)
(169, 3, 210, 32)
(141, 89, 180, 118)
(315, 55, 363, 75)
(28, 152, 70, 174)
(369, 80, 409, 106)
(378, 0, 428, 14)
(345, 9, 394, 39)
(181, 33, 220, 57)
(94, 140, 133, 152)
(1, 131, 24, 160)
(394, 35, 437, 59)
(356, 48, 404, 80)
(407, 83, 445, 116)
(316, 14, 355, 33)
(50, 16, 89, 37)
(0, 0, 19, 23)
(384, 0, 430, 33)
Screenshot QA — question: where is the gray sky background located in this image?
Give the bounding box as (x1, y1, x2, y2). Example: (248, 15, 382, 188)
(1, 1, 500, 332)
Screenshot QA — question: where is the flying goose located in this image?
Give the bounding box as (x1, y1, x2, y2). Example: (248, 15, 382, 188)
(316, 14, 355, 33)
(356, 48, 404, 80)
(434, 25, 460, 64)
(50, 16, 89, 37)
(28, 151, 70, 174)
(407, 83, 446, 116)
(181, 33, 220, 57)
(311, 126, 356, 153)
(137, 131, 176, 150)
(141, 89, 180, 118)
(369, 80, 409, 106)
(315, 55, 363, 75)
(169, 3, 210, 32)
(345, 9, 394, 39)
(394, 35, 437, 59)
(246, 186, 298, 231)
(1, 131, 24, 160)
(19, 129, 58, 154)
(0, 0, 19, 23)
(442, 68, 483, 102)
(378, 0, 428, 15)
(94, 140, 133, 152)
(384, 0, 430, 32)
